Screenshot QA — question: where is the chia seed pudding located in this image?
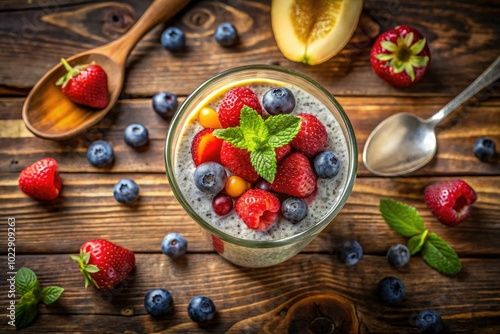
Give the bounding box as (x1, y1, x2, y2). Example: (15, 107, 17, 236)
(173, 78, 349, 242)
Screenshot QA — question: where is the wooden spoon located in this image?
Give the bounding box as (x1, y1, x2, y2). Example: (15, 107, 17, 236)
(22, 0, 189, 140)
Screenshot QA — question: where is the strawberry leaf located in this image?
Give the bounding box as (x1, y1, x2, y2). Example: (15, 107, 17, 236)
(379, 198, 427, 237)
(40, 286, 64, 305)
(380, 40, 398, 52)
(410, 38, 427, 54)
(403, 32, 414, 46)
(422, 233, 461, 276)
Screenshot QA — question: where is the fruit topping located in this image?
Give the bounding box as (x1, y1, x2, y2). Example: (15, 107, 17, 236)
(87, 140, 115, 168)
(270, 152, 317, 198)
(415, 310, 443, 334)
(424, 179, 477, 226)
(219, 141, 259, 182)
(161, 26, 185, 52)
(271, 0, 363, 65)
(152, 92, 178, 119)
(314, 150, 341, 178)
(144, 289, 174, 316)
(291, 113, 328, 157)
(124, 123, 149, 148)
(193, 162, 227, 194)
(377, 276, 405, 305)
(113, 178, 139, 204)
(70, 239, 135, 290)
(214, 22, 239, 47)
(217, 87, 263, 128)
(198, 107, 222, 129)
(225, 175, 251, 197)
(370, 25, 431, 87)
(281, 197, 308, 223)
(56, 58, 109, 109)
(263, 87, 296, 115)
(473, 137, 496, 161)
(18, 158, 62, 201)
(235, 189, 280, 231)
(187, 296, 216, 323)
(161, 232, 188, 259)
(336, 240, 363, 266)
(212, 194, 234, 216)
(386, 243, 410, 268)
(191, 128, 224, 166)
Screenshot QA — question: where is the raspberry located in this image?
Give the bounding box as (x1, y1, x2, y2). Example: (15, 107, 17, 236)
(217, 87, 263, 128)
(235, 189, 280, 231)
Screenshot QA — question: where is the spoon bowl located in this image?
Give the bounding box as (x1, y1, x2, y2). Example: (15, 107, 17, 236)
(22, 0, 189, 140)
(363, 56, 500, 176)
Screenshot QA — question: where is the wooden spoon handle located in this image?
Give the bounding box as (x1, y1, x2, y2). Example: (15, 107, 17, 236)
(99, 0, 190, 65)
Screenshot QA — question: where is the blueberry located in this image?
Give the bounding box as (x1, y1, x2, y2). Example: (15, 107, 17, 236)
(144, 289, 173, 317)
(87, 140, 114, 167)
(337, 240, 363, 266)
(386, 243, 410, 268)
(193, 162, 227, 194)
(263, 87, 296, 115)
(214, 23, 239, 47)
(124, 123, 148, 148)
(161, 27, 185, 52)
(281, 197, 307, 223)
(187, 296, 216, 323)
(314, 151, 341, 178)
(473, 137, 496, 161)
(415, 310, 443, 334)
(113, 178, 139, 204)
(377, 276, 405, 305)
(152, 92, 178, 119)
(161, 232, 187, 258)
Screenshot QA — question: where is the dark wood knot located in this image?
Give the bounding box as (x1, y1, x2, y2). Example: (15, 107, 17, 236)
(102, 6, 136, 37)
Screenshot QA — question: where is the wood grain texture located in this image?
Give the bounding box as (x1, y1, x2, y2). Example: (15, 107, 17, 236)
(0, 0, 499, 97)
(0, 254, 499, 333)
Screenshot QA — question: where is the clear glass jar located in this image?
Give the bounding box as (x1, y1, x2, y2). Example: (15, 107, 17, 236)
(165, 65, 357, 267)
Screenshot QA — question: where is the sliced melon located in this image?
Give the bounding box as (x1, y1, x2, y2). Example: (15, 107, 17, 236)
(272, 0, 363, 65)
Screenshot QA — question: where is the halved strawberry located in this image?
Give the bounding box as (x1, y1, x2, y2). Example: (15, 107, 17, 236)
(191, 128, 224, 166)
(291, 113, 328, 157)
(271, 152, 317, 197)
(18, 158, 62, 200)
(235, 189, 280, 231)
(218, 87, 263, 128)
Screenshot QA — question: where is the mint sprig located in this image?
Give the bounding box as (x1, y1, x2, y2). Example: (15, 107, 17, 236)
(14, 267, 64, 328)
(379, 199, 461, 276)
(213, 106, 301, 183)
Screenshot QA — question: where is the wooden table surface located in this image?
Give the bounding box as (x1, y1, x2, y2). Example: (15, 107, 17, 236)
(1, 0, 499, 333)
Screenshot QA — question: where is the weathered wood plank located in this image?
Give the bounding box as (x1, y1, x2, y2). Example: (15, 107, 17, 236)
(1, 174, 498, 255)
(0, 254, 499, 333)
(0, 0, 499, 97)
(1, 97, 498, 176)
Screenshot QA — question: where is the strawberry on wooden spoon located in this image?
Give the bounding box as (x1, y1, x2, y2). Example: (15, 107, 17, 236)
(56, 58, 109, 109)
(370, 25, 431, 87)
(70, 239, 135, 290)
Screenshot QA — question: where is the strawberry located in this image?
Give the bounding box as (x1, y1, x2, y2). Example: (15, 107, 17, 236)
(424, 180, 477, 226)
(235, 189, 280, 231)
(370, 25, 431, 87)
(220, 142, 291, 183)
(270, 152, 317, 198)
(218, 87, 263, 128)
(56, 58, 109, 109)
(291, 113, 328, 157)
(70, 239, 135, 290)
(18, 158, 62, 200)
(211, 235, 224, 254)
(191, 128, 224, 166)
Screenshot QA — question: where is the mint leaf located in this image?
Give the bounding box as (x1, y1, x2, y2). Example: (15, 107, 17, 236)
(379, 199, 427, 237)
(40, 286, 64, 305)
(251, 147, 277, 183)
(407, 230, 428, 255)
(15, 297, 38, 329)
(213, 127, 247, 149)
(265, 114, 301, 148)
(240, 106, 268, 143)
(16, 267, 40, 296)
(422, 233, 461, 276)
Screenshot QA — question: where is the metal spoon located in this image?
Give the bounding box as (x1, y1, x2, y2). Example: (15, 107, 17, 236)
(363, 56, 500, 176)
(22, 0, 189, 140)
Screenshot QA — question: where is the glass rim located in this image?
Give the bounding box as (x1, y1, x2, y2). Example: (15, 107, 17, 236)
(165, 64, 358, 249)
